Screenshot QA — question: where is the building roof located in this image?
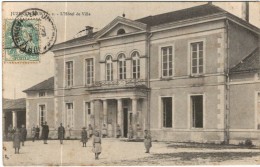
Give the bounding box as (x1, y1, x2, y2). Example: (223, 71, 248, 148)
(52, 4, 227, 51)
(52, 3, 259, 51)
(136, 4, 226, 26)
(23, 77, 54, 92)
(230, 48, 260, 73)
(3, 98, 26, 111)
(52, 31, 98, 50)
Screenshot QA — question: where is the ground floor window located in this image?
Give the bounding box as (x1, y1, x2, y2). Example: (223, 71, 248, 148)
(39, 104, 46, 125)
(162, 97, 172, 128)
(257, 93, 260, 129)
(66, 103, 74, 127)
(191, 95, 203, 128)
(85, 102, 91, 126)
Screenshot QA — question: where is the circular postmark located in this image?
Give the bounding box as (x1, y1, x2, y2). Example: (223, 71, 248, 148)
(11, 8, 57, 54)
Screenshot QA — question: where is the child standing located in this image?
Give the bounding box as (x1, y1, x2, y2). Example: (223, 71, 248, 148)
(92, 131, 102, 160)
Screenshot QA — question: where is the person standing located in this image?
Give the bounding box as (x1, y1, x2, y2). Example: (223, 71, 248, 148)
(58, 123, 65, 144)
(13, 129, 21, 154)
(128, 126, 133, 139)
(92, 131, 102, 160)
(20, 125, 27, 146)
(88, 124, 93, 138)
(81, 127, 88, 147)
(144, 130, 152, 153)
(116, 124, 121, 138)
(31, 124, 36, 142)
(102, 124, 107, 138)
(66, 125, 72, 139)
(33, 125, 40, 141)
(7, 124, 13, 140)
(41, 121, 49, 144)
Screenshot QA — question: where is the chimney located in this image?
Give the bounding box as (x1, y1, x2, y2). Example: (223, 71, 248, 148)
(242, 2, 249, 22)
(85, 26, 93, 35)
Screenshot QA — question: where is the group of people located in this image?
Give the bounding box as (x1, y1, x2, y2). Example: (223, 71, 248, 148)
(57, 123, 102, 160)
(10, 122, 152, 158)
(11, 125, 27, 154)
(10, 122, 49, 154)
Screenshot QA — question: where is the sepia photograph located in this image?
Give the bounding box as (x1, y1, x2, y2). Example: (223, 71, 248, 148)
(2, 1, 260, 166)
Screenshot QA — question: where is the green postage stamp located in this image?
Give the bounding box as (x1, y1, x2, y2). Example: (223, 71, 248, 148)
(3, 19, 40, 63)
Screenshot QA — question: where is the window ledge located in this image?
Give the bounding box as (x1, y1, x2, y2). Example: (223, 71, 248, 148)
(162, 127, 173, 129)
(190, 127, 204, 130)
(65, 86, 73, 90)
(190, 74, 205, 78)
(160, 77, 173, 81)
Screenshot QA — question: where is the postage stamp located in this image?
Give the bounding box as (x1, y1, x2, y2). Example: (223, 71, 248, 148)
(3, 19, 40, 63)
(12, 8, 57, 54)
(3, 8, 57, 63)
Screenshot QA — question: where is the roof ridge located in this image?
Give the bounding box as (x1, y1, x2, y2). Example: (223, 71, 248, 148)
(136, 3, 226, 21)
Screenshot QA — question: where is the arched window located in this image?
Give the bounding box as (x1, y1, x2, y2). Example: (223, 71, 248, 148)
(106, 55, 113, 81)
(132, 51, 140, 79)
(117, 29, 125, 35)
(118, 53, 126, 80)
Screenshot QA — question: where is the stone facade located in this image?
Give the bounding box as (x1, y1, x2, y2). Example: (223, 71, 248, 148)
(24, 4, 260, 144)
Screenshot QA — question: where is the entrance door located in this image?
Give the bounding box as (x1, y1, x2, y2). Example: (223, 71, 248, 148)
(123, 108, 128, 138)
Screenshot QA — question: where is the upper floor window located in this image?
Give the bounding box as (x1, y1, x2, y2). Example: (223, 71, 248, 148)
(132, 51, 140, 79)
(85, 58, 94, 85)
(106, 55, 113, 81)
(161, 46, 173, 77)
(39, 91, 46, 97)
(118, 53, 126, 80)
(117, 29, 125, 35)
(66, 61, 73, 87)
(191, 42, 204, 75)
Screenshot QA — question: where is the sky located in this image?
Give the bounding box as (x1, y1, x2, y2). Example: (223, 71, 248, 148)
(2, 2, 260, 99)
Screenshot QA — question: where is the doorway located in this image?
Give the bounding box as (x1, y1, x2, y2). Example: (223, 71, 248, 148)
(123, 107, 128, 138)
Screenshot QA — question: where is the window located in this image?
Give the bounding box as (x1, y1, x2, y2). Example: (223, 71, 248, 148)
(118, 53, 126, 80)
(106, 56, 113, 81)
(117, 29, 125, 35)
(86, 102, 91, 115)
(257, 93, 260, 129)
(161, 46, 173, 77)
(85, 102, 91, 126)
(85, 58, 94, 85)
(66, 61, 73, 87)
(191, 95, 203, 128)
(132, 51, 140, 79)
(66, 103, 74, 127)
(191, 42, 204, 75)
(162, 97, 172, 128)
(39, 92, 46, 97)
(39, 105, 46, 125)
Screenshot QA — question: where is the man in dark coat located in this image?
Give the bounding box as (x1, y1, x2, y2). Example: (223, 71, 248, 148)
(20, 125, 27, 146)
(81, 127, 88, 147)
(58, 123, 65, 144)
(41, 121, 49, 144)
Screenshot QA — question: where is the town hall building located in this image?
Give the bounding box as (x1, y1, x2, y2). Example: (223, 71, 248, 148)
(24, 4, 260, 145)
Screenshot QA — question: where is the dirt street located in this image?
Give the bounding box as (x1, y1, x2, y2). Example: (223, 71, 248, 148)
(3, 139, 260, 166)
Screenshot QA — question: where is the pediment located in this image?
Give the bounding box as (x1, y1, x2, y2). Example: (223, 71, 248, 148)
(95, 16, 147, 39)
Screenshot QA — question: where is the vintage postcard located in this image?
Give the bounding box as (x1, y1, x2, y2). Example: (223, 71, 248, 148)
(2, 1, 260, 166)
